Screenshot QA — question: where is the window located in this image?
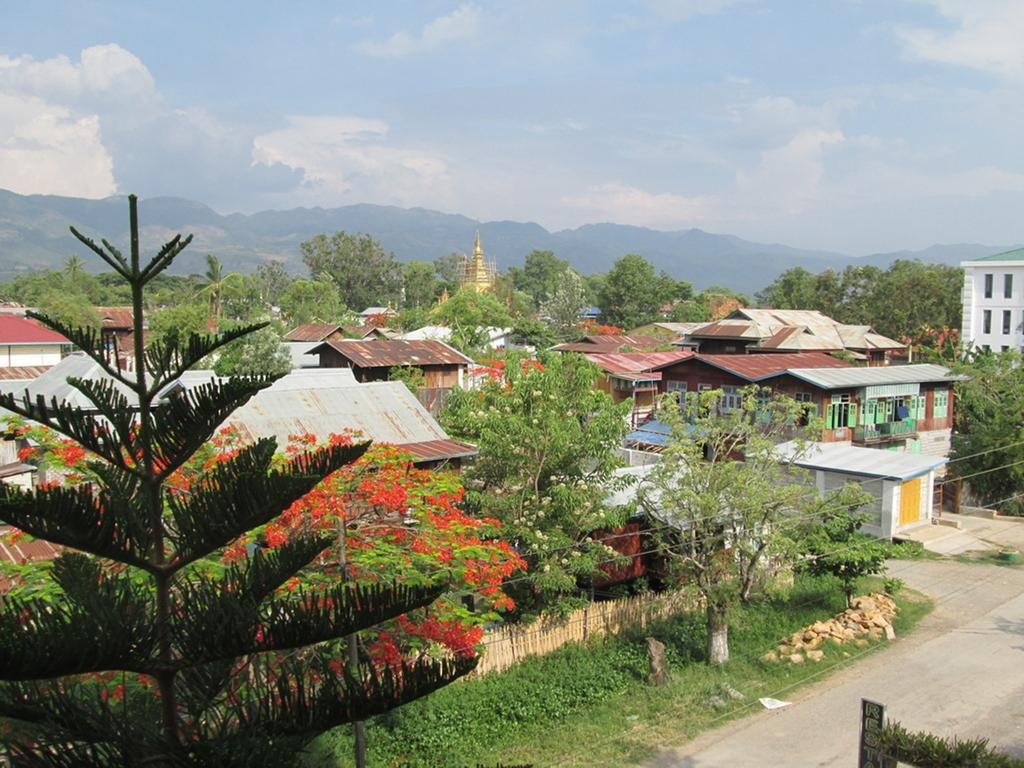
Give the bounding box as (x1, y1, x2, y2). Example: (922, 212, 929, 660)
(1004, 310, 1012, 335)
(720, 385, 743, 411)
(795, 392, 814, 403)
(1003, 345, 1010, 353)
(665, 380, 686, 393)
(984, 273, 993, 298)
(825, 394, 856, 430)
(983, 344, 991, 352)
(697, 383, 713, 392)
(1006, 274, 1014, 299)
(933, 389, 949, 419)
(983, 310, 992, 334)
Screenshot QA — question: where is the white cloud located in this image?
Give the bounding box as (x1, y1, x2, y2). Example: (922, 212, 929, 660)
(355, 4, 481, 58)
(0, 46, 147, 198)
(252, 116, 453, 208)
(562, 182, 709, 228)
(897, 1, 1024, 77)
(733, 128, 845, 216)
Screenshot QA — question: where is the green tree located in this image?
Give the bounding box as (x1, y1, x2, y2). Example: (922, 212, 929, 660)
(429, 288, 513, 352)
(798, 505, 887, 606)
(197, 254, 243, 332)
(0, 196, 471, 765)
(951, 350, 1024, 513)
(510, 250, 570, 307)
(253, 261, 292, 307)
(148, 301, 210, 341)
(597, 254, 674, 329)
(442, 352, 630, 614)
(403, 260, 440, 308)
(278, 278, 347, 326)
(213, 323, 292, 376)
(388, 364, 427, 393)
(541, 267, 588, 340)
(433, 252, 462, 297)
(643, 388, 869, 664)
(36, 291, 102, 330)
(300, 232, 402, 311)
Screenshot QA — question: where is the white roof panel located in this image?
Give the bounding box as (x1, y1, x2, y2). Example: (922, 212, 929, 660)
(785, 364, 961, 390)
(775, 441, 947, 481)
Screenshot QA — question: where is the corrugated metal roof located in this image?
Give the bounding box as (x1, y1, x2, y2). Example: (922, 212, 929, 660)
(694, 352, 853, 381)
(311, 339, 474, 367)
(552, 334, 667, 353)
(688, 321, 762, 340)
(785, 364, 962, 390)
(285, 323, 343, 342)
(0, 353, 137, 408)
(95, 307, 135, 330)
(0, 316, 70, 345)
(0, 525, 61, 565)
(966, 247, 1024, 263)
(584, 350, 692, 373)
(0, 366, 52, 381)
(701, 309, 905, 353)
(775, 441, 947, 481)
(224, 376, 474, 462)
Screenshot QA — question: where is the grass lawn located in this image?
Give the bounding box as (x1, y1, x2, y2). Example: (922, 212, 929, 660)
(309, 573, 932, 768)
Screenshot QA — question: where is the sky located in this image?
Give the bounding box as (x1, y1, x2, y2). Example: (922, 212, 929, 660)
(2, 0, 1023, 255)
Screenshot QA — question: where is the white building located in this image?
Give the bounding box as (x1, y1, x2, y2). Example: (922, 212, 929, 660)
(0, 316, 71, 368)
(961, 248, 1024, 353)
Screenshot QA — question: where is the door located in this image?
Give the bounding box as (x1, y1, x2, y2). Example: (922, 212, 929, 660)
(900, 477, 922, 526)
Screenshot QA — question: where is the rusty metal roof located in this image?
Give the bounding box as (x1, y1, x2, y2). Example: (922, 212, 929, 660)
(285, 323, 344, 342)
(95, 307, 135, 330)
(552, 334, 667, 353)
(691, 352, 853, 381)
(0, 366, 52, 381)
(311, 339, 474, 368)
(584, 350, 693, 373)
(0, 525, 61, 566)
(687, 321, 762, 340)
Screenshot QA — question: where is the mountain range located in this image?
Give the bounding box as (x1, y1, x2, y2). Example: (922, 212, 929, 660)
(0, 188, 1012, 294)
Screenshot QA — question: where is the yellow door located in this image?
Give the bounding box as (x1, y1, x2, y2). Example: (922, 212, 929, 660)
(900, 477, 922, 526)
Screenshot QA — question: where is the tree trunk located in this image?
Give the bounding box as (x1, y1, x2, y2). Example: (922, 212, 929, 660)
(706, 602, 729, 665)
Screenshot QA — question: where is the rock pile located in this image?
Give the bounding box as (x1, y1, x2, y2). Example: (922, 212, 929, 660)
(761, 593, 898, 664)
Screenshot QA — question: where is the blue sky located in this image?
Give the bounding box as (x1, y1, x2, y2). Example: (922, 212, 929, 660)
(2, 1, 1023, 254)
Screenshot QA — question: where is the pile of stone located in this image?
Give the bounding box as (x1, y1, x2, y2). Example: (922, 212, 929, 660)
(762, 593, 898, 665)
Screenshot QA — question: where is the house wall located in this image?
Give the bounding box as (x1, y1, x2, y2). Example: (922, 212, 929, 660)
(961, 262, 1024, 352)
(0, 344, 65, 367)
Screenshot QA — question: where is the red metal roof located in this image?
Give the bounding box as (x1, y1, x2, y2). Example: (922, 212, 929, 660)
(0, 366, 52, 380)
(0, 316, 70, 345)
(285, 323, 343, 342)
(585, 350, 693, 373)
(693, 352, 853, 381)
(688, 321, 758, 339)
(312, 339, 474, 368)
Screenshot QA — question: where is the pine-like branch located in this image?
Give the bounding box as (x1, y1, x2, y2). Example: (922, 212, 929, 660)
(149, 376, 277, 479)
(25, 312, 136, 389)
(68, 226, 130, 278)
(166, 440, 369, 568)
(0, 479, 154, 569)
(143, 324, 270, 393)
(0, 554, 156, 680)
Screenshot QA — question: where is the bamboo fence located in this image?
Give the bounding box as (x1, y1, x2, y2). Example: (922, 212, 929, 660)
(472, 589, 701, 677)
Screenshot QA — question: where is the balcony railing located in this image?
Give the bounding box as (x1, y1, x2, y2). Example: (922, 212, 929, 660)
(853, 419, 917, 444)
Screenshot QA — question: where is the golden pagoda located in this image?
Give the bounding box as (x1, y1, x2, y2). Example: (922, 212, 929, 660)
(458, 230, 497, 293)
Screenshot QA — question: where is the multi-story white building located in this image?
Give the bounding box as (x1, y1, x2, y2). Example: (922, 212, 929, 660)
(961, 248, 1024, 353)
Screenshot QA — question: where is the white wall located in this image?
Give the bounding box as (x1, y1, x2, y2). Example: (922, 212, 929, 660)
(0, 344, 64, 367)
(961, 262, 1024, 352)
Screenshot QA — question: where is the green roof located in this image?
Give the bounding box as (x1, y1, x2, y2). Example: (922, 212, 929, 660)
(973, 247, 1024, 262)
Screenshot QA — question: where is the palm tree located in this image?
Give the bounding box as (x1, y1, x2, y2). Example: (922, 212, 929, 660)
(198, 254, 243, 332)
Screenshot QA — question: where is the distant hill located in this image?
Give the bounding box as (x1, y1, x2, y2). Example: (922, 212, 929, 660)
(0, 189, 1013, 293)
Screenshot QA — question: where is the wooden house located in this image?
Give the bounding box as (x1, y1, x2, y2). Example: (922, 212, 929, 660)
(308, 339, 474, 389)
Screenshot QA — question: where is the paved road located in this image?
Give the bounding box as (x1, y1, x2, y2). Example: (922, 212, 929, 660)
(647, 559, 1024, 767)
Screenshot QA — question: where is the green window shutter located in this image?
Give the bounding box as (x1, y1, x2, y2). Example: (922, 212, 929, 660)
(825, 404, 835, 430)
(847, 403, 858, 427)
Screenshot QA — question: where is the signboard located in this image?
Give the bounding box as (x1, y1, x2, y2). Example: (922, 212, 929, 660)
(859, 699, 896, 768)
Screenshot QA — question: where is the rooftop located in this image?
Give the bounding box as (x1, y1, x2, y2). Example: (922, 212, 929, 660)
(584, 350, 693, 374)
(284, 323, 343, 342)
(0, 316, 70, 346)
(310, 339, 474, 368)
(785, 363, 962, 390)
(775, 440, 947, 481)
(964, 247, 1024, 263)
(693, 352, 853, 381)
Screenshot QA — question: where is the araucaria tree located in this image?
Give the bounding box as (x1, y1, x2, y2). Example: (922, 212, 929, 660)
(643, 388, 869, 665)
(0, 197, 475, 765)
